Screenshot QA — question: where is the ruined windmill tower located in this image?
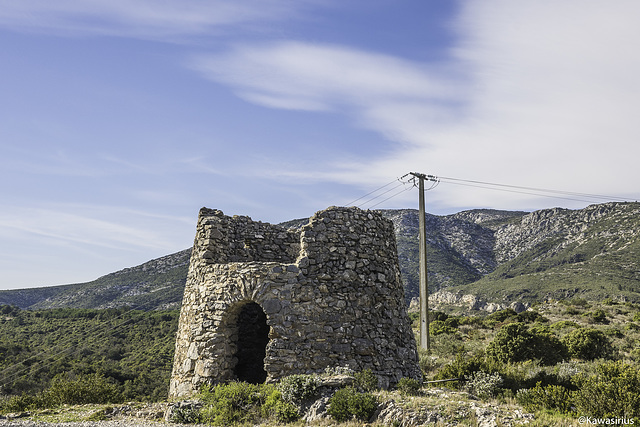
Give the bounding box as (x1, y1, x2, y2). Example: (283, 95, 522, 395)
(169, 206, 420, 398)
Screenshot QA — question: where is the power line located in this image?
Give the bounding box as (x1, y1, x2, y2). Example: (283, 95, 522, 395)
(436, 175, 635, 204)
(344, 178, 399, 207)
(345, 174, 412, 209)
(367, 185, 414, 209)
(344, 172, 634, 213)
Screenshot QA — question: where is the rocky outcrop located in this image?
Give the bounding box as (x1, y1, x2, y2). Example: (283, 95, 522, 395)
(426, 292, 529, 313)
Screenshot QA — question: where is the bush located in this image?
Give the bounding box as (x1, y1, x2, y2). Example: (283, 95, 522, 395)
(0, 373, 122, 413)
(430, 320, 457, 336)
(497, 359, 564, 392)
(573, 361, 640, 417)
(430, 311, 449, 322)
(487, 309, 518, 323)
(354, 369, 379, 392)
(327, 387, 377, 422)
(562, 328, 612, 360)
(262, 389, 299, 423)
(444, 317, 460, 328)
(463, 371, 503, 399)
(529, 325, 569, 364)
(583, 309, 608, 324)
(516, 310, 548, 324)
(277, 374, 319, 403)
(486, 323, 532, 364)
(550, 320, 579, 330)
(197, 382, 271, 426)
(432, 352, 484, 384)
(516, 382, 573, 413)
(486, 323, 567, 365)
(0, 393, 41, 413)
(42, 373, 121, 407)
(408, 312, 419, 327)
(396, 377, 421, 396)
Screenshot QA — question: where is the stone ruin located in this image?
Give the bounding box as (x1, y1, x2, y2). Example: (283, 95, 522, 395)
(168, 206, 421, 398)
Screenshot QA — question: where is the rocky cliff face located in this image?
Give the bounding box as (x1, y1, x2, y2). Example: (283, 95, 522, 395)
(1, 202, 638, 310)
(430, 202, 640, 309)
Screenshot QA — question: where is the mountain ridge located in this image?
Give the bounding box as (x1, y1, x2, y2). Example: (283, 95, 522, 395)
(1, 202, 638, 311)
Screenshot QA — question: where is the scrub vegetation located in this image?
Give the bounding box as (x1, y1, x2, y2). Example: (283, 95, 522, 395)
(2, 298, 640, 425)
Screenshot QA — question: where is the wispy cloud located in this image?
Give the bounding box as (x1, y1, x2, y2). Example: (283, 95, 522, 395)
(190, 41, 465, 141)
(190, 1, 640, 210)
(0, 0, 321, 40)
(0, 205, 186, 251)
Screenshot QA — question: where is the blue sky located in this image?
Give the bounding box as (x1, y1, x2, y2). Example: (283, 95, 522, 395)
(1, 0, 639, 289)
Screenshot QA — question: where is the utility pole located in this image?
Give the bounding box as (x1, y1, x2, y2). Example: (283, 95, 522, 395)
(410, 172, 431, 353)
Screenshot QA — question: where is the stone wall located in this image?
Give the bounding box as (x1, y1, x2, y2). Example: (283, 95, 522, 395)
(169, 206, 420, 398)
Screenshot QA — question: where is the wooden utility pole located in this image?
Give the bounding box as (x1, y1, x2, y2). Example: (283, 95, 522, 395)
(410, 172, 430, 353)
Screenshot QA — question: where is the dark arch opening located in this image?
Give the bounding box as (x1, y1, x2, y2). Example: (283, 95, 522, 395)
(233, 302, 269, 384)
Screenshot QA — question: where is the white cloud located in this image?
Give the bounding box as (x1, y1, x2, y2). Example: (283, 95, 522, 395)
(191, 1, 640, 211)
(0, 205, 190, 251)
(0, 0, 319, 40)
(190, 41, 464, 140)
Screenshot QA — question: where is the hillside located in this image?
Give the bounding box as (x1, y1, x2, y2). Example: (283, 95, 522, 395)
(0, 250, 191, 311)
(445, 202, 640, 304)
(0, 202, 639, 310)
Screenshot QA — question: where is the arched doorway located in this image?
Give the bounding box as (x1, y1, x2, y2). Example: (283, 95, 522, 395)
(233, 302, 269, 383)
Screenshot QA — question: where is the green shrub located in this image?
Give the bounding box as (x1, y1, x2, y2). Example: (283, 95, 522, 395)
(1, 373, 122, 413)
(197, 382, 271, 426)
(168, 405, 201, 424)
(497, 359, 564, 391)
(0, 392, 42, 413)
(262, 389, 299, 423)
(408, 312, 419, 328)
(396, 377, 421, 396)
(430, 320, 457, 336)
(550, 320, 580, 330)
(432, 352, 484, 384)
(627, 322, 640, 331)
(42, 373, 121, 407)
(272, 400, 300, 423)
(486, 323, 532, 364)
(516, 310, 548, 324)
(430, 311, 448, 322)
(327, 387, 377, 422)
(277, 374, 319, 403)
(419, 352, 439, 374)
(583, 309, 608, 324)
(516, 382, 573, 413)
(463, 371, 503, 399)
(633, 312, 640, 322)
(458, 316, 485, 327)
(354, 369, 379, 392)
(529, 325, 569, 364)
(562, 328, 612, 360)
(486, 323, 567, 365)
(564, 306, 581, 315)
(568, 298, 589, 307)
(444, 317, 460, 328)
(573, 361, 640, 417)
